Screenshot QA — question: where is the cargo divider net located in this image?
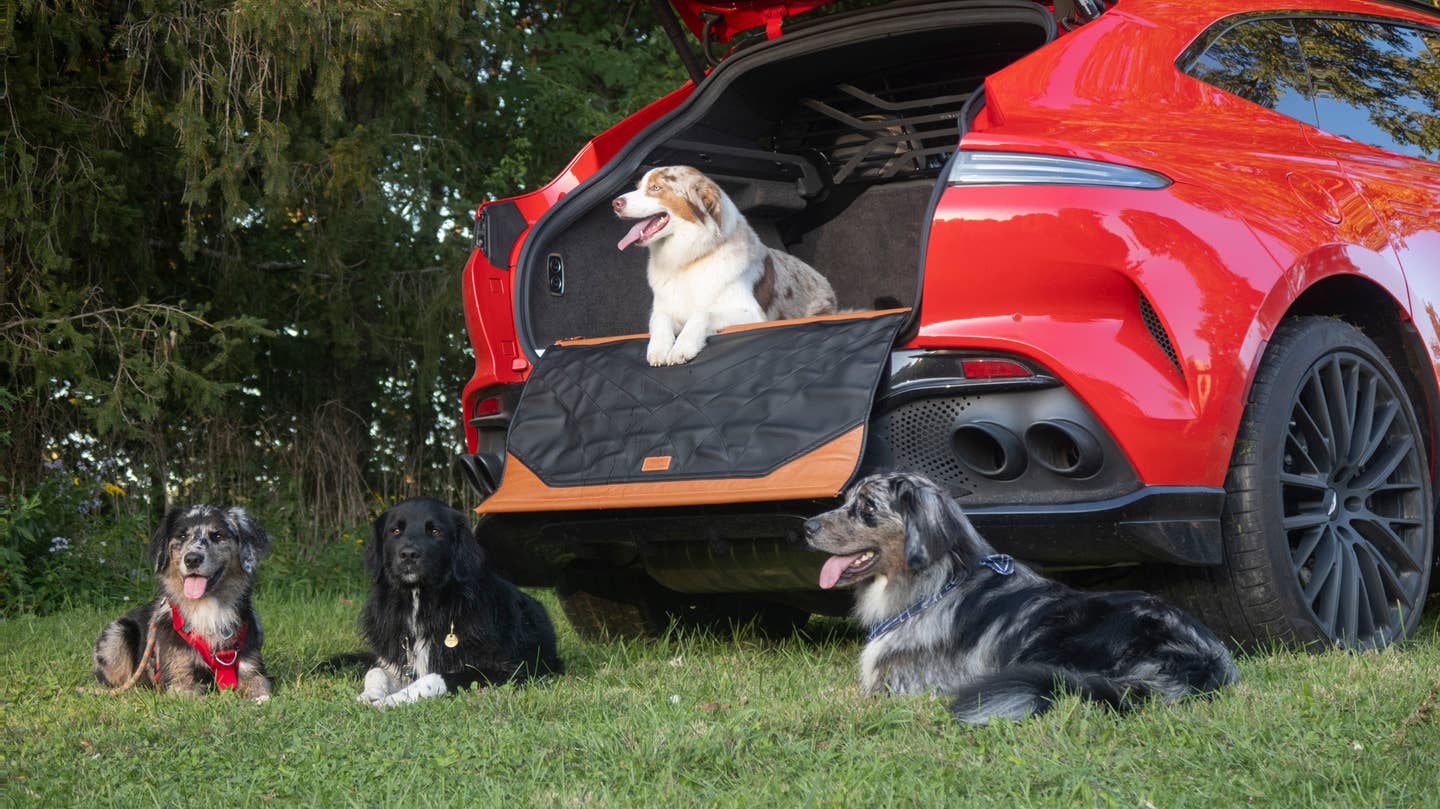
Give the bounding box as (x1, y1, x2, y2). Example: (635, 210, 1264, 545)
(478, 309, 909, 513)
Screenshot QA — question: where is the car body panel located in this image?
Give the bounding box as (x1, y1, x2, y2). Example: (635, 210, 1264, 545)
(929, 0, 1435, 487)
(460, 0, 1440, 572)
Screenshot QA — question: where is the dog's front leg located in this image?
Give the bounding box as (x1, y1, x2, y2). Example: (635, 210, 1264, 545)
(646, 311, 677, 366)
(664, 310, 711, 365)
(239, 661, 273, 704)
(377, 673, 448, 707)
(356, 666, 398, 705)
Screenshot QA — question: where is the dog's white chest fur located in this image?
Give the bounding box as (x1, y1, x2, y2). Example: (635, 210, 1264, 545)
(357, 591, 444, 707)
(407, 591, 431, 679)
(173, 597, 241, 643)
(647, 238, 761, 328)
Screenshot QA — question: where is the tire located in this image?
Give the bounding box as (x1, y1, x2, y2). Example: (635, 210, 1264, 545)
(555, 566, 809, 642)
(1164, 317, 1433, 650)
(555, 567, 669, 642)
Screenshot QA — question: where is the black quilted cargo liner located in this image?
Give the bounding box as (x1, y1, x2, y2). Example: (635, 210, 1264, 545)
(507, 312, 909, 487)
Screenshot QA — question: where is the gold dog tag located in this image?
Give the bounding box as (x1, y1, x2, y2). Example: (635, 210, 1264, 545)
(444, 622, 459, 648)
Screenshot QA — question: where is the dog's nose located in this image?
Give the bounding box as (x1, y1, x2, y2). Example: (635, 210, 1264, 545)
(803, 518, 821, 539)
(183, 551, 204, 569)
(611, 196, 626, 213)
(398, 545, 420, 563)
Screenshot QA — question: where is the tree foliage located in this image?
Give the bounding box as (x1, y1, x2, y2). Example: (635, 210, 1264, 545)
(1, 0, 686, 539)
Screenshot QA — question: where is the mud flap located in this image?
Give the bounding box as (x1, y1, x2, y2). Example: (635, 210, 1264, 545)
(478, 309, 909, 512)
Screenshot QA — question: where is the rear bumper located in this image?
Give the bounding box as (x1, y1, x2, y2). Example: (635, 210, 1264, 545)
(477, 485, 1223, 589)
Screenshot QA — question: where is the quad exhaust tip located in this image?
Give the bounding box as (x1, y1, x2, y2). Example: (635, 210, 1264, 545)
(459, 452, 506, 498)
(952, 421, 1027, 481)
(951, 418, 1104, 480)
(1024, 419, 1103, 478)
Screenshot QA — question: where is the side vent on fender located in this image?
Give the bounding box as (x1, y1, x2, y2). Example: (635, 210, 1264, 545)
(1138, 292, 1182, 374)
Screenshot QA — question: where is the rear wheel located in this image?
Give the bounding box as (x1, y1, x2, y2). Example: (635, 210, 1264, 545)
(1166, 317, 1433, 650)
(556, 566, 809, 642)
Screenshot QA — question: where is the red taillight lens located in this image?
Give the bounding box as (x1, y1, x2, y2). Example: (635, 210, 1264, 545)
(961, 358, 1032, 380)
(473, 396, 501, 418)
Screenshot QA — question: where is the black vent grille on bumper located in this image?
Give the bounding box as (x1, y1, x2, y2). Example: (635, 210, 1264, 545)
(1138, 292, 1181, 374)
(872, 397, 977, 495)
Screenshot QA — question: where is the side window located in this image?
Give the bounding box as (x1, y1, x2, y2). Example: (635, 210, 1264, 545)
(1184, 18, 1317, 124)
(1295, 18, 1440, 161)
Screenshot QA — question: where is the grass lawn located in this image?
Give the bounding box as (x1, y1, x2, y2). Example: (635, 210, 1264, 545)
(3, 587, 1438, 808)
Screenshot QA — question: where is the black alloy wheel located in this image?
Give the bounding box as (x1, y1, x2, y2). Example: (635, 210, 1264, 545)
(1162, 317, 1433, 650)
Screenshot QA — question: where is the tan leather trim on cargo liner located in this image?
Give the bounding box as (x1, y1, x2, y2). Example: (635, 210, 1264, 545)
(476, 426, 866, 513)
(554, 308, 911, 348)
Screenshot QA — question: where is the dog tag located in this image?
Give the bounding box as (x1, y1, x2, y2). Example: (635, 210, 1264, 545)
(444, 622, 459, 648)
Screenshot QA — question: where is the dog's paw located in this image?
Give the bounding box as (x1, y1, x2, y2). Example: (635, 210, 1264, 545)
(664, 339, 703, 365)
(646, 339, 674, 366)
(376, 673, 446, 707)
(253, 693, 271, 705)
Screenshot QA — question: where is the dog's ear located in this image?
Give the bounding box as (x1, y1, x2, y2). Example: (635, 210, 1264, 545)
(449, 508, 487, 583)
(148, 507, 178, 574)
(224, 507, 271, 574)
(366, 509, 390, 582)
(894, 476, 988, 572)
(695, 175, 722, 219)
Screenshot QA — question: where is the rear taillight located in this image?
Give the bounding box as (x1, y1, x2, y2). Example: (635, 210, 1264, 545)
(961, 358, 1032, 380)
(948, 151, 1171, 189)
(472, 395, 501, 422)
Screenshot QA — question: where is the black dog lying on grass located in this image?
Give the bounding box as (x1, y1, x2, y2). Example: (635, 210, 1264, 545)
(805, 472, 1239, 723)
(356, 496, 563, 706)
(93, 505, 273, 701)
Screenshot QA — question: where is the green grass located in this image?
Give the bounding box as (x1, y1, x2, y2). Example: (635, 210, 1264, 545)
(3, 590, 1439, 808)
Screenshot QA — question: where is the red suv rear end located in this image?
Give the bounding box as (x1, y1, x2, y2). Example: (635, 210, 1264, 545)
(459, 0, 1440, 648)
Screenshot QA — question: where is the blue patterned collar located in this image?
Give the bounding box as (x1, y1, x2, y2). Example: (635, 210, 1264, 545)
(866, 554, 1014, 642)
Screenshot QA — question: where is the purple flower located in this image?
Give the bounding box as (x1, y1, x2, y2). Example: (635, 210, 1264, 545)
(42, 458, 64, 472)
(48, 536, 70, 553)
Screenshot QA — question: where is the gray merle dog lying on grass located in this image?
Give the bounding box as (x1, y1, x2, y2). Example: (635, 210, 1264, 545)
(804, 472, 1238, 723)
(356, 497, 562, 707)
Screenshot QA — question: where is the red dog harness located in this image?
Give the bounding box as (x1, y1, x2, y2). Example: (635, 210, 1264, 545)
(166, 601, 248, 690)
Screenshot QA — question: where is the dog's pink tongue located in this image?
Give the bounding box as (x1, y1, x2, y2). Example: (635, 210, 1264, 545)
(617, 219, 651, 251)
(183, 576, 208, 600)
(819, 554, 864, 590)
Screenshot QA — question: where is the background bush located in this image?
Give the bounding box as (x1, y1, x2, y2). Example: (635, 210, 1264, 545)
(0, 1, 687, 616)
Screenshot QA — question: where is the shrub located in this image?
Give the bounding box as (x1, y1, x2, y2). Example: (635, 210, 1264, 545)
(0, 458, 151, 616)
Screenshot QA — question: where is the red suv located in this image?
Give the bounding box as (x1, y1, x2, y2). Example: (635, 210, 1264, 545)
(459, 0, 1440, 649)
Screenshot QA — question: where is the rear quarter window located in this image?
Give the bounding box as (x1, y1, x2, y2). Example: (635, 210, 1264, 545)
(1182, 17, 1317, 123)
(1295, 18, 1440, 161)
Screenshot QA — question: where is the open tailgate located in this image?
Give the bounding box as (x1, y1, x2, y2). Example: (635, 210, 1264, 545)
(478, 309, 908, 513)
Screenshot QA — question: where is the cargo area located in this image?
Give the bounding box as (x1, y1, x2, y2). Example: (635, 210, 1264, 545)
(514, 1, 1054, 352)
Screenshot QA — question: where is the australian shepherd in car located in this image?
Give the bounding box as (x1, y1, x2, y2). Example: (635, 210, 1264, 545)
(613, 165, 837, 366)
(93, 505, 273, 701)
(356, 497, 563, 707)
(805, 472, 1239, 723)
